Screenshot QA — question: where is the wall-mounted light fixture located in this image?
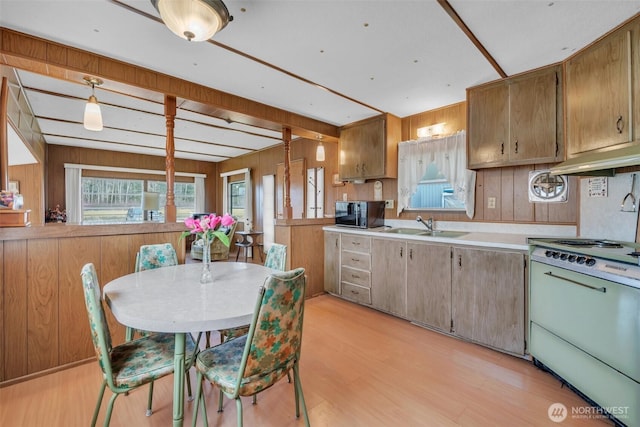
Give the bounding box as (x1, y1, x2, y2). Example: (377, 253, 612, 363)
(83, 77, 103, 131)
(151, 0, 233, 42)
(315, 135, 325, 162)
(417, 122, 446, 139)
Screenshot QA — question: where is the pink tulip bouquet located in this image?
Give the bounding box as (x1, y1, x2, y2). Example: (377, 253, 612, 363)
(181, 213, 236, 247)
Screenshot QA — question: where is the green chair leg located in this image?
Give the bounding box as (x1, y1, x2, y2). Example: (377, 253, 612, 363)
(192, 372, 208, 427)
(146, 381, 154, 416)
(235, 398, 244, 427)
(293, 365, 310, 427)
(91, 381, 107, 427)
(218, 389, 224, 412)
(104, 393, 119, 427)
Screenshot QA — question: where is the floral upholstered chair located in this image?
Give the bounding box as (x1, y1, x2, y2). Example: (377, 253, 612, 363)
(192, 268, 310, 427)
(218, 244, 288, 341)
(132, 243, 201, 400)
(263, 243, 287, 270)
(80, 263, 195, 427)
(135, 243, 179, 272)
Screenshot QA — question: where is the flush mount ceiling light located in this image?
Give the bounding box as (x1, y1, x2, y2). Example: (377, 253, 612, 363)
(83, 76, 103, 132)
(151, 0, 233, 42)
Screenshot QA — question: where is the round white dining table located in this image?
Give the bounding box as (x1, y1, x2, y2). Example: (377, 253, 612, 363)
(103, 262, 276, 427)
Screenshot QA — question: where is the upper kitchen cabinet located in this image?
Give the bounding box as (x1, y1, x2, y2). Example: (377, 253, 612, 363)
(339, 113, 401, 182)
(565, 19, 639, 156)
(467, 64, 562, 169)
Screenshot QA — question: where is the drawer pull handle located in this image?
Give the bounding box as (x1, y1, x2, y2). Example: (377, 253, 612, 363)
(544, 271, 606, 293)
(350, 290, 359, 295)
(351, 258, 360, 262)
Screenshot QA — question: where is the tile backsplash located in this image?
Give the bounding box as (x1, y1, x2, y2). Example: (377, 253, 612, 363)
(579, 172, 639, 242)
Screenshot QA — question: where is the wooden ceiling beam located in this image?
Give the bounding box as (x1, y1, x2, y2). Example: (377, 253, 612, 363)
(437, 0, 507, 79)
(0, 27, 340, 142)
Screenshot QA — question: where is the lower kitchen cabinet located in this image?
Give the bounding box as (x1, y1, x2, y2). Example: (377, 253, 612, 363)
(452, 246, 526, 355)
(371, 238, 407, 317)
(323, 231, 340, 294)
(407, 242, 452, 332)
(323, 231, 527, 357)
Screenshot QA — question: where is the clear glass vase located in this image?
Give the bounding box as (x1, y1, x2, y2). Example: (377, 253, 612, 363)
(200, 235, 213, 284)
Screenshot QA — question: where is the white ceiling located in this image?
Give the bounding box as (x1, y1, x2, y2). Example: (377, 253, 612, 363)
(1, 0, 640, 163)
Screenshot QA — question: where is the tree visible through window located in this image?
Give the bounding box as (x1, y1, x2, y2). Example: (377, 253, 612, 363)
(229, 181, 245, 219)
(81, 177, 196, 224)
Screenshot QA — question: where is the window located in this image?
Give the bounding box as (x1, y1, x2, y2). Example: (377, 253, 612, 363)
(81, 177, 196, 224)
(409, 163, 465, 210)
(397, 131, 476, 218)
(228, 181, 245, 219)
(148, 181, 196, 221)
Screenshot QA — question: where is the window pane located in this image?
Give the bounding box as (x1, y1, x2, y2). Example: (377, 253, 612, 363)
(81, 177, 196, 224)
(229, 181, 245, 219)
(148, 181, 196, 221)
(82, 177, 143, 224)
(408, 163, 465, 210)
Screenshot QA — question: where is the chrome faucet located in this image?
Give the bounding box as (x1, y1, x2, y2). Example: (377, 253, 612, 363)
(416, 215, 433, 231)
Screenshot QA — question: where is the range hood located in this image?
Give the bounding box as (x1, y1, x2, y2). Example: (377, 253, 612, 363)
(549, 144, 640, 176)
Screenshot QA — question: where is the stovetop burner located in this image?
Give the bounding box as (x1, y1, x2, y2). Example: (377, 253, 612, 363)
(552, 239, 623, 249)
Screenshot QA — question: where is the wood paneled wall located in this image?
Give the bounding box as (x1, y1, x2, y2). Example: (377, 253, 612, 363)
(8, 162, 44, 225)
(347, 101, 578, 225)
(46, 145, 219, 218)
(218, 137, 339, 231)
(0, 230, 185, 384)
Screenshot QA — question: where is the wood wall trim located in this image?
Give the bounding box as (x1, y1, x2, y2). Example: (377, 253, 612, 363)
(0, 27, 339, 141)
(0, 77, 8, 189)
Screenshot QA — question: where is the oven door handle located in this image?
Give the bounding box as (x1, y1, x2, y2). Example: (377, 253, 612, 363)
(544, 271, 607, 293)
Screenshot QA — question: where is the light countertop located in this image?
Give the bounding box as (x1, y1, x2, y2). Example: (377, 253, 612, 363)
(323, 221, 577, 251)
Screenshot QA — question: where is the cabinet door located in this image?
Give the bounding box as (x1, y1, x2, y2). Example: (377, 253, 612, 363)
(467, 83, 509, 168)
(323, 232, 340, 294)
(339, 117, 385, 180)
(509, 68, 559, 163)
(452, 247, 525, 355)
(566, 29, 631, 155)
(406, 242, 451, 332)
(371, 238, 407, 317)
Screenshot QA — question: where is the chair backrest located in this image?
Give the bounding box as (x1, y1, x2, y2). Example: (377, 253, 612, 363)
(80, 263, 114, 380)
(135, 243, 178, 272)
(238, 268, 306, 388)
(264, 243, 287, 271)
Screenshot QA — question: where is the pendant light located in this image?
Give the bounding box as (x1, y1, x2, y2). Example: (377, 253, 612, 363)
(83, 77, 103, 132)
(315, 135, 325, 162)
(151, 0, 233, 42)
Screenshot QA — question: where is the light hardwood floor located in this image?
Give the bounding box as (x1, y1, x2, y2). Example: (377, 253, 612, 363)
(0, 294, 612, 427)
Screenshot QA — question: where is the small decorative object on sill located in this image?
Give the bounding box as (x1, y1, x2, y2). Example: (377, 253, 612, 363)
(46, 205, 67, 223)
(181, 213, 236, 284)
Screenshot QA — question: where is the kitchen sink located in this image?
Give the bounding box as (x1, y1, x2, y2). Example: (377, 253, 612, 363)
(381, 228, 467, 238)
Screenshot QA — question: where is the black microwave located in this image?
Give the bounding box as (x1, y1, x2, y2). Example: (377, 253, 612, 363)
(335, 201, 385, 228)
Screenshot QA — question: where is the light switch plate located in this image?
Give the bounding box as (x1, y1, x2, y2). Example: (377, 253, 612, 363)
(385, 200, 394, 209)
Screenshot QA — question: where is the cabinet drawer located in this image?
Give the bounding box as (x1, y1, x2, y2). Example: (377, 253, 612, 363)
(341, 250, 371, 270)
(341, 235, 371, 252)
(341, 283, 372, 305)
(341, 266, 370, 288)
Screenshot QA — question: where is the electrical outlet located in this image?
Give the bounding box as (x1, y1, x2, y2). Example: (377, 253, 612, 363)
(488, 197, 496, 209)
(384, 199, 394, 209)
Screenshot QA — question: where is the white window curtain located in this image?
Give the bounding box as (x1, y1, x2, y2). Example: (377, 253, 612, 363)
(397, 131, 476, 219)
(64, 165, 82, 224)
(195, 176, 205, 213)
